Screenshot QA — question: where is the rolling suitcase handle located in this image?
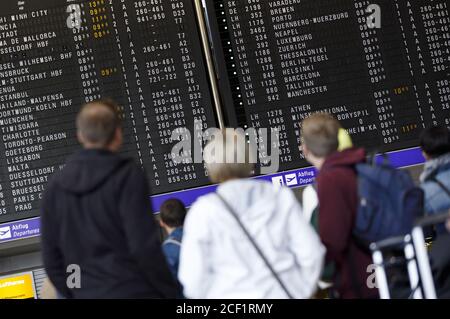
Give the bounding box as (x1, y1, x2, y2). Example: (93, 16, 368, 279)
(371, 235, 422, 299)
(371, 236, 405, 299)
(371, 248, 390, 299)
(412, 211, 450, 299)
(403, 235, 422, 299)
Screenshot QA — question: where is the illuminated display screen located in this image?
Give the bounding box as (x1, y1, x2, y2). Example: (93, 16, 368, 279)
(206, 0, 450, 172)
(0, 0, 218, 224)
(0, 0, 448, 235)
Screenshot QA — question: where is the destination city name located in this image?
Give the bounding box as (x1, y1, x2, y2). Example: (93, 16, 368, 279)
(0, 56, 54, 71)
(0, 29, 17, 40)
(5, 144, 43, 158)
(0, 101, 67, 114)
(276, 33, 312, 46)
(291, 106, 371, 121)
(0, 10, 49, 25)
(269, 6, 295, 16)
(284, 71, 321, 84)
(12, 186, 44, 200)
(3, 132, 67, 160)
(3, 131, 67, 150)
(280, 50, 329, 63)
(273, 11, 349, 33)
(0, 93, 67, 112)
(2, 129, 67, 142)
(281, 62, 316, 74)
(0, 113, 34, 124)
(273, 19, 311, 32)
(0, 70, 62, 84)
(269, 0, 301, 8)
(287, 85, 328, 98)
(0, 71, 48, 84)
(1, 121, 39, 133)
(0, 31, 57, 48)
(9, 166, 55, 181)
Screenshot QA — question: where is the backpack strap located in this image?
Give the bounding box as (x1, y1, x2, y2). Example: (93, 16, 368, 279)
(430, 176, 450, 198)
(215, 193, 294, 299)
(164, 238, 182, 246)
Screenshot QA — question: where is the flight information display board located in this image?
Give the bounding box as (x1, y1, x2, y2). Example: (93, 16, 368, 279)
(0, 0, 218, 224)
(206, 0, 450, 172)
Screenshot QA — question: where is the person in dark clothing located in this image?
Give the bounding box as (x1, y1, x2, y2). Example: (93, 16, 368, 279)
(430, 230, 450, 299)
(419, 126, 450, 236)
(41, 99, 179, 299)
(159, 199, 186, 280)
(301, 113, 377, 299)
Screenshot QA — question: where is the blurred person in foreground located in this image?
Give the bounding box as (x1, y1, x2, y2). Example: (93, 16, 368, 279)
(178, 129, 325, 299)
(41, 99, 178, 299)
(301, 113, 377, 299)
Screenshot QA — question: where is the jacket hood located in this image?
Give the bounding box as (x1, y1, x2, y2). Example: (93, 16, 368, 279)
(217, 179, 284, 221)
(420, 152, 450, 182)
(54, 149, 130, 194)
(322, 147, 366, 170)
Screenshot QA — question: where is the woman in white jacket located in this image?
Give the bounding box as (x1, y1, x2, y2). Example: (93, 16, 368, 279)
(178, 130, 326, 299)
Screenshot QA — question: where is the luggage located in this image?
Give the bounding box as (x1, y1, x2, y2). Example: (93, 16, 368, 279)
(370, 235, 422, 299)
(371, 211, 450, 299)
(411, 212, 450, 299)
(355, 154, 424, 246)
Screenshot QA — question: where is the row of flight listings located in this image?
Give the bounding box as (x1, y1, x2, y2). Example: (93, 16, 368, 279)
(0, 0, 448, 223)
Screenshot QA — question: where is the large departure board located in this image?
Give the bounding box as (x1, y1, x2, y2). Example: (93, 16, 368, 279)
(0, 0, 218, 224)
(206, 0, 450, 172)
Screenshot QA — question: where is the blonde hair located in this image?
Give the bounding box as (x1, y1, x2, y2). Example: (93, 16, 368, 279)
(203, 129, 255, 183)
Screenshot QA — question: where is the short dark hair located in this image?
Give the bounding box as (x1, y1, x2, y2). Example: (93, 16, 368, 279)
(420, 126, 450, 158)
(76, 98, 123, 147)
(160, 199, 187, 228)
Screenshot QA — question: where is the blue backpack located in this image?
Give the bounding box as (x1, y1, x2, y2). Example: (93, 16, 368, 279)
(354, 156, 424, 246)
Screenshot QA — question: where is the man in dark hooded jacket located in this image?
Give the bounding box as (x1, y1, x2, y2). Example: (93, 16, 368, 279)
(41, 99, 179, 299)
(301, 113, 377, 299)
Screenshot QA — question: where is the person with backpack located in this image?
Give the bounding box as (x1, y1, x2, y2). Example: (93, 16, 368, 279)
(302, 128, 354, 294)
(159, 199, 187, 281)
(178, 129, 325, 299)
(300, 113, 378, 299)
(419, 126, 450, 236)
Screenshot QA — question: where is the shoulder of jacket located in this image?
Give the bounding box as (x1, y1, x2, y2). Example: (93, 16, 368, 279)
(421, 179, 434, 191)
(188, 194, 220, 220)
(438, 169, 450, 181)
(421, 178, 442, 195)
(191, 194, 216, 211)
(317, 169, 344, 185)
(116, 158, 144, 180)
(121, 157, 140, 170)
(277, 186, 297, 200)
